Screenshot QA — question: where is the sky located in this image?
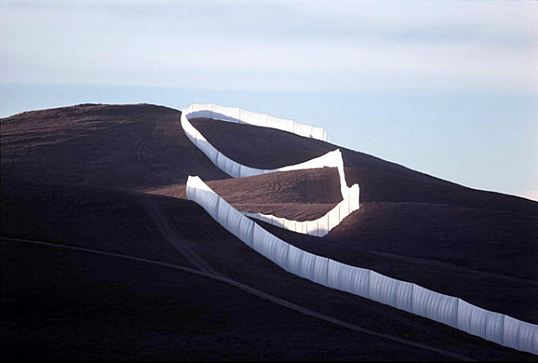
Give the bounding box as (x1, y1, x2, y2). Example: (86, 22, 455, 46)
(1, 0, 537, 201)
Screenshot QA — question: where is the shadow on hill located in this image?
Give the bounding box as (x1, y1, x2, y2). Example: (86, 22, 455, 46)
(2, 175, 535, 361)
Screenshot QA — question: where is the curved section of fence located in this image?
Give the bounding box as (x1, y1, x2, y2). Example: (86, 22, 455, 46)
(242, 183, 359, 237)
(184, 103, 327, 141)
(186, 175, 538, 355)
(181, 103, 360, 237)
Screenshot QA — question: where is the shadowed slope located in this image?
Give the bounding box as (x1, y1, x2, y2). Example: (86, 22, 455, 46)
(259, 216, 538, 325)
(328, 202, 538, 281)
(4, 240, 459, 361)
(1, 176, 535, 361)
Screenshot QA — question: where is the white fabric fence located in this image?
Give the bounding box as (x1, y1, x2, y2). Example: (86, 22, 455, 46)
(183, 103, 327, 141)
(181, 103, 360, 237)
(186, 175, 538, 355)
(243, 184, 359, 237)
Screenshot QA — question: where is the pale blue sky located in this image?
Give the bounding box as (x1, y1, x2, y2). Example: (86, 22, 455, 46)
(1, 0, 537, 200)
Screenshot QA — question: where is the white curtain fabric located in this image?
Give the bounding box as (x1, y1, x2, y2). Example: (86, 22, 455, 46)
(503, 315, 538, 353)
(190, 103, 212, 119)
(370, 271, 414, 313)
(211, 104, 240, 122)
(458, 299, 505, 345)
(181, 103, 361, 237)
(293, 121, 313, 139)
(253, 223, 290, 271)
(189, 102, 324, 139)
(412, 284, 459, 328)
(327, 259, 371, 298)
(186, 175, 538, 355)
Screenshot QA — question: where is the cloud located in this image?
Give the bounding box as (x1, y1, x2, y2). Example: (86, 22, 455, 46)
(1, 0, 537, 93)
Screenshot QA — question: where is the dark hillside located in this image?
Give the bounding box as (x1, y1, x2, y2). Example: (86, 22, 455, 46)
(0, 104, 228, 191)
(1, 104, 536, 359)
(1, 176, 535, 361)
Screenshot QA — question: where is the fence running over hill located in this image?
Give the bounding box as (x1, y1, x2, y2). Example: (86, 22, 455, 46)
(185, 103, 327, 141)
(181, 103, 360, 237)
(186, 175, 538, 355)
